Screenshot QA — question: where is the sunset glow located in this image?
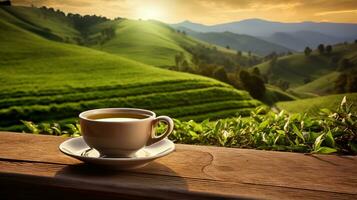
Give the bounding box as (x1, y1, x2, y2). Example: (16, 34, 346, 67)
(13, 0, 357, 24)
(136, 5, 165, 20)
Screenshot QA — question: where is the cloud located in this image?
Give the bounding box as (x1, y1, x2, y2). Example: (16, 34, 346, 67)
(316, 9, 357, 16)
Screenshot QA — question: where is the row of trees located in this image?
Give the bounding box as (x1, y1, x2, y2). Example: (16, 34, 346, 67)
(172, 46, 267, 99)
(37, 6, 115, 45)
(304, 44, 333, 56)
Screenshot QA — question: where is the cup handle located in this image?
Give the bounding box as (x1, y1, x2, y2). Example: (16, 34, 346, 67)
(147, 116, 174, 146)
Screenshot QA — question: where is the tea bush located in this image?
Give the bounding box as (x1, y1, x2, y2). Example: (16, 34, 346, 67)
(22, 97, 356, 154)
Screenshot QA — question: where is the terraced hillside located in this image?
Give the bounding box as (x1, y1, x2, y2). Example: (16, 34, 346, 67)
(0, 8, 260, 131)
(254, 43, 357, 95)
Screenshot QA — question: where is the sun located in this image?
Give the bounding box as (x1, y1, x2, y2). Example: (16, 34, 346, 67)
(136, 5, 165, 20)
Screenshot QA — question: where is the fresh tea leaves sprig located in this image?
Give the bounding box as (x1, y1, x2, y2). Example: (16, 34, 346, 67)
(21, 120, 81, 137)
(22, 97, 356, 154)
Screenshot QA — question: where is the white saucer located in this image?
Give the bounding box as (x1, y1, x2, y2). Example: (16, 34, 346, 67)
(59, 137, 175, 170)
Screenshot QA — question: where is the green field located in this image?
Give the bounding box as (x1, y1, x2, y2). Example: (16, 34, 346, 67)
(262, 85, 298, 105)
(293, 71, 340, 96)
(0, 6, 260, 131)
(277, 93, 357, 114)
(89, 20, 198, 67)
(254, 43, 357, 95)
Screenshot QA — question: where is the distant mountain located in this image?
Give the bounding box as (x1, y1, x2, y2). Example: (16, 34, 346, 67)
(175, 20, 209, 33)
(263, 31, 341, 51)
(173, 19, 357, 38)
(176, 26, 292, 56)
(172, 19, 357, 50)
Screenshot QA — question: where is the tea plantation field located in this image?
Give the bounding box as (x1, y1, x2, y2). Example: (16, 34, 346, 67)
(0, 13, 260, 131)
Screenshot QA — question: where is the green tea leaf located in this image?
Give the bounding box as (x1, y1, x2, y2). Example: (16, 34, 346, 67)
(314, 133, 325, 151)
(259, 120, 269, 129)
(314, 147, 337, 154)
(325, 130, 335, 147)
(292, 124, 305, 142)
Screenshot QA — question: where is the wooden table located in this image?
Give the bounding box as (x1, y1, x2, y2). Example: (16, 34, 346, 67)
(0, 132, 356, 200)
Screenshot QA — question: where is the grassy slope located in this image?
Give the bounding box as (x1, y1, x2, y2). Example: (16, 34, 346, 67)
(89, 20, 197, 67)
(293, 71, 340, 95)
(262, 85, 298, 105)
(0, 6, 79, 42)
(89, 20, 244, 67)
(0, 9, 260, 130)
(255, 43, 357, 93)
(277, 93, 357, 114)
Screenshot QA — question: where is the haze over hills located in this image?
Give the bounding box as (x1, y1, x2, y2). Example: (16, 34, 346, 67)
(174, 26, 292, 56)
(173, 19, 357, 51)
(263, 31, 341, 51)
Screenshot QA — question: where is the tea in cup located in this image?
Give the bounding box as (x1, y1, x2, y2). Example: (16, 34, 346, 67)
(79, 108, 174, 157)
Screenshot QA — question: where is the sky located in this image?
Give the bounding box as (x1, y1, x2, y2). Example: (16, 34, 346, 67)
(13, 0, 357, 24)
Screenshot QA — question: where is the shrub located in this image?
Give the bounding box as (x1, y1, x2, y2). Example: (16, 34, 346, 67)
(22, 98, 356, 155)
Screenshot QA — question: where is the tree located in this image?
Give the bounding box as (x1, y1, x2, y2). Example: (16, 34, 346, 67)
(304, 47, 312, 56)
(100, 27, 115, 42)
(276, 79, 290, 91)
(355, 40, 357, 44)
(213, 66, 229, 83)
(226, 45, 230, 49)
(264, 51, 277, 61)
(174, 52, 185, 68)
(326, 45, 332, 54)
(335, 70, 357, 93)
(248, 51, 252, 57)
(346, 72, 357, 92)
(338, 58, 352, 71)
(317, 44, 325, 55)
(236, 51, 242, 57)
(252, 67, 261, 76)
(239, 70, 266, 99)
(335, 73, 347, 93)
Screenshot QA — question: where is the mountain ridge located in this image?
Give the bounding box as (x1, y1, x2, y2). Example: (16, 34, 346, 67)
(172, 18, 357, 50)
(175, 26, 293, 56)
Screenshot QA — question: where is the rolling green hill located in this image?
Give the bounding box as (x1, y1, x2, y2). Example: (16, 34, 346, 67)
(277, 93, 357, 114)
(1, 6, 246, 68)
(0, 6, 260, 131)
(88, 20, 199, 67)
(0, 6, 79, 42)
(254, 43, 357, 96)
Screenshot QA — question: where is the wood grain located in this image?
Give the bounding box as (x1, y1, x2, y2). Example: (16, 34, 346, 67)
(0, 131, 356, 200)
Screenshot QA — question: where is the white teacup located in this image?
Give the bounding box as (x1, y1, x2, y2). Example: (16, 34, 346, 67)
(79, 108, 174, 157)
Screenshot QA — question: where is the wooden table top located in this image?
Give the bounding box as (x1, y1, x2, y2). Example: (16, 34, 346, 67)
(0, 131, 356, 200)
